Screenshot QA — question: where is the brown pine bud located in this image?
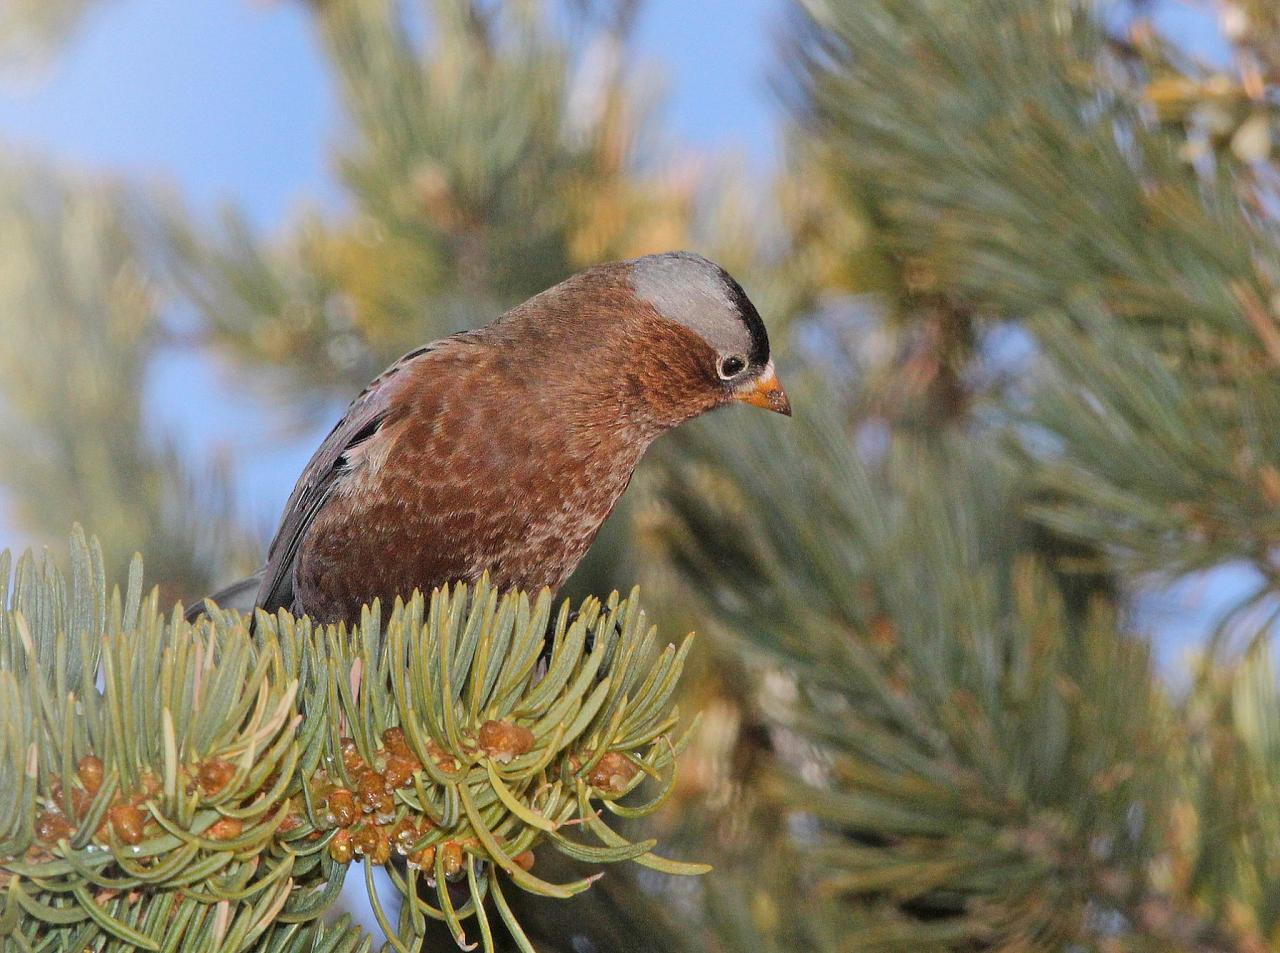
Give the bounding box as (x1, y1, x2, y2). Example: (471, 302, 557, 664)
(36, 810, 73, 843)
(367, 829, 391, 865)
(327, 788, 358, 828)
(374, 792, 396, 824)
(514, 850, 535, 871)
(384, 754, 419, 790)
(588, 752, 639, 793)
(356, 770, 384, 812)
(440, 840, 463, 878)
(206, 817, 243, 841)
(137, 772, 161, 799)
(78, 756, 103, 795)
(425, 740, 460, 772)
(109, 804, 146, 845)
(197, 758, 235, 795)
(407, 844, 436, 870)
(351, 824, 380, 857)
(390, 818, 419, 854)
(339, 737, 365, 774)
(70, 787, 94, 820)
(869, 615, 896, 650)
(329, 828, 353, 863)
(382, 726, 412, 757)
(478, 720, 535, 763)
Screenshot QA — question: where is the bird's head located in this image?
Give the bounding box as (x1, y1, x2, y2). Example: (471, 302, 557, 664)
(624, 250, 791, 423)
(492, 251, 790, 435)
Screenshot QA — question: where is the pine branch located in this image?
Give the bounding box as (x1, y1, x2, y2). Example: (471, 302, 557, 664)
(788, 0, 1280, 590)
(648, 377, 1254, 951)
(1173, 639, 1280, 947)
(0, 527, 702, 952)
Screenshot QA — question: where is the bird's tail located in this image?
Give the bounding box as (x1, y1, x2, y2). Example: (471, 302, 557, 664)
(184, 570, 265, 623)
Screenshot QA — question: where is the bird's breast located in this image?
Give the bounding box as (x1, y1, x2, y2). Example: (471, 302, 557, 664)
(294, 380, 649, 622)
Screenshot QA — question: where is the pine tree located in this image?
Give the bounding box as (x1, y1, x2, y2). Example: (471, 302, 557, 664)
(635, 1, 1280, 950)
(166, 0, 716, 410)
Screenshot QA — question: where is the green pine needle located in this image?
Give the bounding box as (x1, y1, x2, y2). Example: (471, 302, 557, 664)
(0, 526, 703, 952)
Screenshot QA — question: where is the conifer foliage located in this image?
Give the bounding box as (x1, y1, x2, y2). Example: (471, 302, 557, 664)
(632, 1, 1280, 950)
(0, 529, 700, 951)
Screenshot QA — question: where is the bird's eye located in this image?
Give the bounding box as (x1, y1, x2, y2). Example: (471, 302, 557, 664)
(717, 355, 747, 380)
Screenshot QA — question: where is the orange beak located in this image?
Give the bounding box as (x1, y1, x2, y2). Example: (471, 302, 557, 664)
(733, 362, 792, 416)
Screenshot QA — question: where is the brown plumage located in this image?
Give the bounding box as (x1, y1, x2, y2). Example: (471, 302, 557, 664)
(192, 252, 790, 626)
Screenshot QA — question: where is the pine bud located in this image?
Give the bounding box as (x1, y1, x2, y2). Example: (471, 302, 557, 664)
(327, 788, 358, 828)
(407, 844, 436, 870)
(109, 805, 146, 845)
(71, 787, 94, 819)
(352, 824, 380, 857)
(478, 720, 535, 762)
(356, 770, 384, 811)
(588, 752, 639, 793)
(384, 754, 420, 789)
(329, 828, 353, 863)
(382, 726, 412, 757)
(36, 810, 73, 843)
(77, 755, 103, 795)
(390, 817, 420, 854)
(367, 830, 391, 865)
(136, 772, 162, 799)
(441, 840, 463, 878)
(374, 792, 397, 824)
(197, 757, 235, 795)
(339, 737, 365, 774)
(425, 740, 460, 772)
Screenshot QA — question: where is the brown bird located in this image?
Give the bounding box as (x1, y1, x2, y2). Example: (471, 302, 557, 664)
(192, 251, 790, 626)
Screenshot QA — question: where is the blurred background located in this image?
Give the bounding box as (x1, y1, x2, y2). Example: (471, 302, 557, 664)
(3, 0, 1280, 950)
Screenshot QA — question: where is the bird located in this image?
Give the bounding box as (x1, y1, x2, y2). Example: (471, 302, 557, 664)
(189, 251, 790, 627)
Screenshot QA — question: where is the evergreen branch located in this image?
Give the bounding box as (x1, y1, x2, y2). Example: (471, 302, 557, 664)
(649, 381, 1249, 951)
(789, 0, 1280, 591)
(0, 527, 700, 952)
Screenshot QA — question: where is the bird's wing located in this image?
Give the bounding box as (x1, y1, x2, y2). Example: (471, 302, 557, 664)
(253, 343, 441, 615)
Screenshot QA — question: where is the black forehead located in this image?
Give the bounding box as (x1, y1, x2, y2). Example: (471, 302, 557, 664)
(716, 267, 771, 367)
